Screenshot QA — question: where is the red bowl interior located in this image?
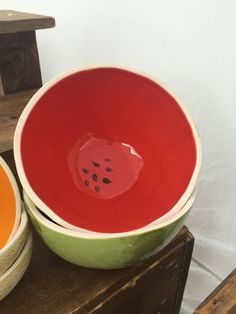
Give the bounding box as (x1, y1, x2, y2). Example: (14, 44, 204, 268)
(20, 67, 197, 233)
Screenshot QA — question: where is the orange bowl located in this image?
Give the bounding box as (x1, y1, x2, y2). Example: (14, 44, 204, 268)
(0, 156, 21, 250)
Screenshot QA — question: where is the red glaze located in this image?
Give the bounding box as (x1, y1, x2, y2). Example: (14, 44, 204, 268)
(21, 68, 197, 233)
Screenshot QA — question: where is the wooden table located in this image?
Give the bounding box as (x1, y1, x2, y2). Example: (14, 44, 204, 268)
(0, 89, 194, 314)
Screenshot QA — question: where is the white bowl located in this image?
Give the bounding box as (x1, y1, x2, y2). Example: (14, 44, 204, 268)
(0, 207, 29, 276)
(0, 232, 32, 301)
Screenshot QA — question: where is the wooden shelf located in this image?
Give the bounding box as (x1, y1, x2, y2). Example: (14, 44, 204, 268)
(0, 10, 55, 34)
(0, 10, 55, 95)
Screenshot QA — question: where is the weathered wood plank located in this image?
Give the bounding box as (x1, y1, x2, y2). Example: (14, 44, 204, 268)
(194, 269, 236, 314)
(0, 10, 55, 34)
(0, 31, 42, 95)
(0, 89, 37, 153)
(82, 238, 194, 314)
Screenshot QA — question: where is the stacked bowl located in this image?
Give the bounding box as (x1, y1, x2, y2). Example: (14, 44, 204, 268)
(0, 156, 32, 301)
(14, 66, 202, 269)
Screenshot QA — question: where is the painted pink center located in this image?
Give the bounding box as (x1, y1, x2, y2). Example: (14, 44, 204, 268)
(68, 136, 144, 199)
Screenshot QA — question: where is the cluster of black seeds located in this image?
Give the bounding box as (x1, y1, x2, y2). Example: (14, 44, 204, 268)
(82, 159, 112, 193)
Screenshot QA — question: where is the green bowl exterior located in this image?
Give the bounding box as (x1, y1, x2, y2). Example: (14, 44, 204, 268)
(25, 202, 189, 269)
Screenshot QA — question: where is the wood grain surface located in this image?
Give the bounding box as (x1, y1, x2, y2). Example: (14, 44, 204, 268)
(0, 10, 55, 34)
(194, 269, 236, 314)
(0, 89, 37, 153)
(0, 150, 194, 314)
(0, 31, 42, 95)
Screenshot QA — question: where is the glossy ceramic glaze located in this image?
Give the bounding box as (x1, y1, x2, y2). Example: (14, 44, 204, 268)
(15, 66, 201, 233)
(0, 208, 29, 276)
(0, 232, 32, 301)
(0, 156, 21, 249)
(24, 190, 195, 269)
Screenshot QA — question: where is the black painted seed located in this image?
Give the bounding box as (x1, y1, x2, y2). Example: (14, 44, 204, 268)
(92, 173, 98, 182)
(105, 167, 113, 172)
(82, 167, 89, 174)
(94, 185, 100, 192)
(92, 161, 100, 167)
(104, 158, 111, 162)
(84, 180, 90, 187)
(103, 177, 112, 184)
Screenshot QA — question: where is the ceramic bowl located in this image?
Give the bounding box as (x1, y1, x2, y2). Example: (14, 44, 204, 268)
(0, 207, 29, 276)
(24, 189, 196, 269)
(0, 156, 21, 250)
(0, 232, 32, 301)
(15, 66, 201, 234)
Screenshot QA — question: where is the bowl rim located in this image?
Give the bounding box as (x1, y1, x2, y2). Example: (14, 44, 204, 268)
(0, 156, 22, 247)
(0, 232, 32, 281)
(23, 188, 196, 239)
(14, 64, 202, 234)
(0, 207, 28, 255)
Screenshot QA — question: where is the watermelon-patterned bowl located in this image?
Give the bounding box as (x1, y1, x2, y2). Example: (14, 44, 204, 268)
(14, 66, 201, 234)
(0, 156, 21, 250)
(23, 189, 196, 269)
(0, 207, 29, 276)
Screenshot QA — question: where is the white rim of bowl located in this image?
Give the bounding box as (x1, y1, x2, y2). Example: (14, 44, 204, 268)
(0, 156, 22, 245)
(0, 232, 32, 281)
(14, 64, 202, 234)
(0, 206, 28, 255)
(23, 188, 196, 239)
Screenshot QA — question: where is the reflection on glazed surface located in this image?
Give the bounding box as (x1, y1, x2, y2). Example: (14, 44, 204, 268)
(68, 135, 144, 199)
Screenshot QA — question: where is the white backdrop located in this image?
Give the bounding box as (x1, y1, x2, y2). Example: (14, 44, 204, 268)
(1, 1, 236, 312)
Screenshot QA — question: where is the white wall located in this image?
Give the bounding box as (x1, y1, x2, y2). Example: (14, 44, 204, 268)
(1, 1, 236, 312)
